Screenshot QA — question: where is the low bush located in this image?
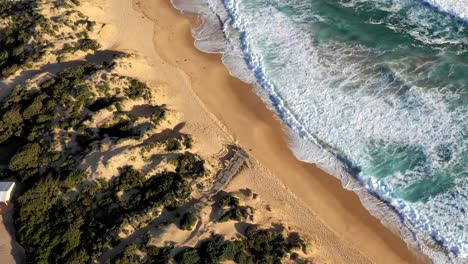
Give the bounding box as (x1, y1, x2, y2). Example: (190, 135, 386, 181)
(179, 212, 198, 231)
(151, 107, 166, 125)
(178, 226, 301, 264)
(218, 194, 239, 208)
(174, 154, 205, 178)
(165, 138, 181, 151)
(125, 79, 149, 100)
(76, 38, 100, 52)
(218, 208, 243, 222)
(183, 135, 193, 148)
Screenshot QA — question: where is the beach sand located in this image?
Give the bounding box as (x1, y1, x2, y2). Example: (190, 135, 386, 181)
(74, 0, 432, 263)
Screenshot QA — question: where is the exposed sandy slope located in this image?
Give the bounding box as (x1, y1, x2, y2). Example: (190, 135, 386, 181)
(75, 0, 430, 263)
(0, 214, 15, 264)
(0, 205, 25, 264)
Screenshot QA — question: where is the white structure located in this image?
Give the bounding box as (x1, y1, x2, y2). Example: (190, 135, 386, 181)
(0, 182, 15, 205)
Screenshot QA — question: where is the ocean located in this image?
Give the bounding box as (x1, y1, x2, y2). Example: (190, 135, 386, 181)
(171, 0, 468, 262)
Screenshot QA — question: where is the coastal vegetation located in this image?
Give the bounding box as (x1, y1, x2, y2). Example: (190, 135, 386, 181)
(0, 0, 45, 77)
(218, 194, 240, 208)
(111, 243, 172, 264)
(179, 212, 198, 231)
(0, 61, 187, 262)
(176, 226, 308, 264)
(217, 194, 246, 222)
(0, 0, 100, 77)
(108, 225, 308, 264)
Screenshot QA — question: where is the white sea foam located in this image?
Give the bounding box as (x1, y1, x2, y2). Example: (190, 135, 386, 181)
(170, 0, 468, 262)
(421, 0, 468, 19)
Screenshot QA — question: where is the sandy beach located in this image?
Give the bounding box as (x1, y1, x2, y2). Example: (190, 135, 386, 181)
(73, 0, 431, 263)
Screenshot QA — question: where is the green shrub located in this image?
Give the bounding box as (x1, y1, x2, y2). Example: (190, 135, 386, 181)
(199, 234, 239, 263)
(144, 245, 172, 262)
(112, 243, 141, 264)
(183, 135, 193, 148)
(174, 154, 205, 178)
(179, 212, 198, 231)
(218, 208, 243, 222)
(8, 143, 41, 180)
(3, 107, 23, 125)
(125, 79, 149, 100)
(86, 21, 96, 31)
(76, 38, 100, 52)
(22, 95, 45, 119)
(165, 138, 181, 151)
(151, 107, 165, 125)
(2, 64, 18, 77)
(218, 194, 239, 208)
(178, 248, 201, 264)
(0, 1, 47, 77)
(244, 226, 291, 263)
(179, 227, 297, 264)
(114, 166, 145, 192)
(123, 171, 192, 211)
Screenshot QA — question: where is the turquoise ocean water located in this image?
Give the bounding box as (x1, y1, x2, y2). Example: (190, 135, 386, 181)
(172, 0, 468, 262)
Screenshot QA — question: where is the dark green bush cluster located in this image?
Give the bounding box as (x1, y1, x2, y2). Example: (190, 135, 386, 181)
(113, 165, 146, 192)
(174, 154, 205, 178)
(53, 0, 78, 9)
(0, 1, 46, 77)
(125, 79, 150, 100)
(7, 143, 42, 179)
(218, 194, 240, 208)
(179, 212, 198, 231)
(218, 208, 244, 222)
(183, 135, 193, 148)
(0, 62, 157, 179)
(0, 61, 201, 263)
(98, 120, 140, 139)
(165, 135, 194, 151)
(0, 1, 100, 77)
(217, 194, 244, 222)
(105, 166, 194, 213)
(151, 107, 166, 126)
(15, 171, 118, 263)
(15, 164, 195, 263)
(110, 243, 172, 264)
(0, 64, 104, 181)
(121, 170, 192, 211)
(76, 38, 100, 52)
(60, 38, 100, 55)
(177, 226, 302, 264)
(166, 138, 181, 151)
(87, 96, 121, 112)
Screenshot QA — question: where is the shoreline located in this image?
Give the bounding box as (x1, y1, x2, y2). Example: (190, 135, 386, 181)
(79, 0, 430, 262)
(146, 1, 430, 263)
